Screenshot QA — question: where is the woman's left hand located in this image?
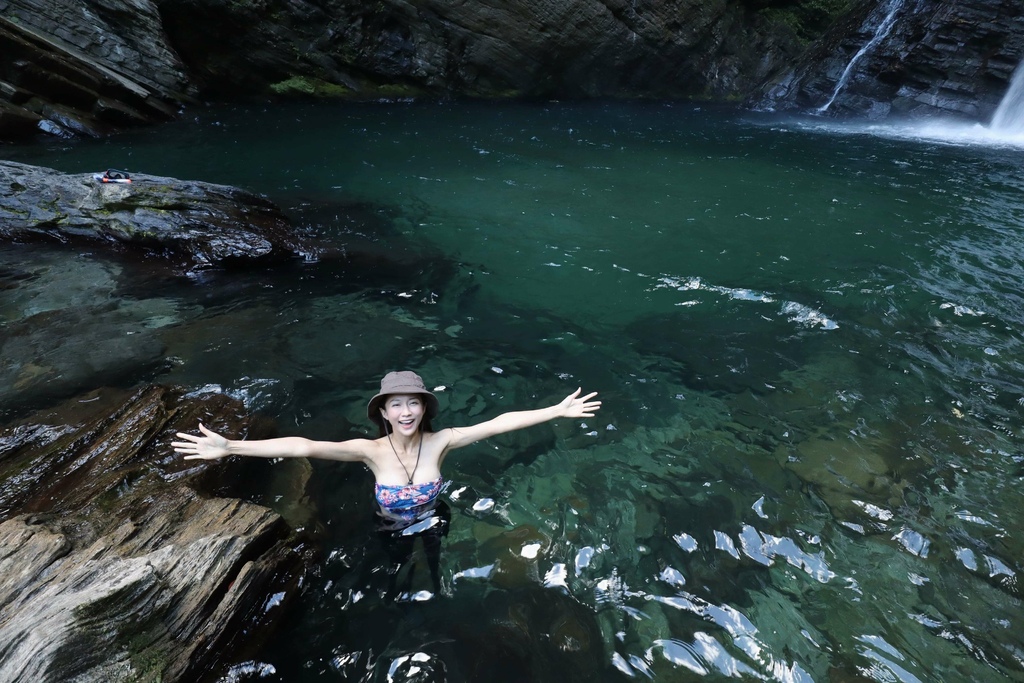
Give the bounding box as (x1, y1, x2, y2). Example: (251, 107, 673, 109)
(558, 388, 601, 418)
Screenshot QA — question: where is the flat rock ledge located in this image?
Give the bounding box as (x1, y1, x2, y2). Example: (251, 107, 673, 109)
(0, 160, 309, 271)
(0, 385, 312, 683)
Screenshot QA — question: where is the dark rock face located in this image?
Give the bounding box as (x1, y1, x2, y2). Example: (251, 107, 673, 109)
(0, 385, 311, 683)
(0, 161, 308, 271)
(0, 0, 190, 140)
(752, 0, 1024, 121)
(2, 0, 1022, 137)
(156, 0, 797, 101)
(1, 0, 807, 140)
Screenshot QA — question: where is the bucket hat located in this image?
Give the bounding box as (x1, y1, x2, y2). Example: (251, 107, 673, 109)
(367, 371, 439, 427)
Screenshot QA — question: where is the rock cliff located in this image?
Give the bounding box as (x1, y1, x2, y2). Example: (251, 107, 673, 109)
(1, 0, 805, 141)
(1, 0, 1023, 138)
(752, 0, 1024, 121)
(156, 0, 796, 101)
(0, 0, 188, 139)
(0, 385, 313, 683)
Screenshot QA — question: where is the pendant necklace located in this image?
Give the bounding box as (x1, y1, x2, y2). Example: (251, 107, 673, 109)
(386, 431, 422, 485)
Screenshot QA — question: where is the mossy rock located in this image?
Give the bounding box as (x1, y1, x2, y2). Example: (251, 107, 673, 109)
(269, 76, 352, 98)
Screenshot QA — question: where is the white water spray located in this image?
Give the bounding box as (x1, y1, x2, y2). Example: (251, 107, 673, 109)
(817, 0, 905, 114)
(989, 61, 1024, 134)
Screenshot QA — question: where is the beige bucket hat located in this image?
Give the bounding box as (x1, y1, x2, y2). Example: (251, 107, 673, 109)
(366, 370, 440, 428)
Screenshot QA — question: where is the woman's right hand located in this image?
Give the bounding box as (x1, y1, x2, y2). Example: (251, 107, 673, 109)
(173, 424, 231, 460)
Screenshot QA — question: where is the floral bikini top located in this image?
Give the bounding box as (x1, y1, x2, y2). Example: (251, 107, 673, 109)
(374, 477, 444, 521)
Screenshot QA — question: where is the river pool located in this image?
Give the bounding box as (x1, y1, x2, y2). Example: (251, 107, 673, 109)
(3, 101, 1024, 682)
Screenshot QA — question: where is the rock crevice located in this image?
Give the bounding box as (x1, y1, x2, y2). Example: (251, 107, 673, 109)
(0, 385, 312, 683)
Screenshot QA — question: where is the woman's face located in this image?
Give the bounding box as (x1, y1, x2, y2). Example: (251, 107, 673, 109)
(380, 394, 425, 436)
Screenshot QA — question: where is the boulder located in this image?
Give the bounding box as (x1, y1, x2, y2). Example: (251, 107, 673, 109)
(0, 161, 309, 271)
(0, 384, 312, 683)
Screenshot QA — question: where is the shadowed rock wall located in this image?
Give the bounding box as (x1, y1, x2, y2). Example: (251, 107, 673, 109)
(0, 0, 804, 140)
(0, 0, 189, 138)
(2, 0, 1024, 139)
(752, 0, 1024, 120)
(156, 0, 796, 101)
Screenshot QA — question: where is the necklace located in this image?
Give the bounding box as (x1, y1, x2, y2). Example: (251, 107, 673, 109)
(386, 431, 422, 485)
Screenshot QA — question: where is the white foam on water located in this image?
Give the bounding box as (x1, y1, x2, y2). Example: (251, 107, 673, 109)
(655, 275, 839, 330)
(779, 115, 1024, 150)
(520, 542, 541, 559)
(544, 563, 568, 589)
(452, 564, 494, 583)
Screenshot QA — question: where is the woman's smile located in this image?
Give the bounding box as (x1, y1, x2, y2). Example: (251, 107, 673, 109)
(384, 395, 425, 433)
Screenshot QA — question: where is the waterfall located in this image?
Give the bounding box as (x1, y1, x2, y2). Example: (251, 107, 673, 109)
(990, 61, 1024, 134)
(817, 0, 905, 114)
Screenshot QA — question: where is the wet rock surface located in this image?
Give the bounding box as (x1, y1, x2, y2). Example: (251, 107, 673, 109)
(4, 0, 1022, 133)
(157, 0, 797, 102)
(0, 0, 188, 141)
(0, 161, 309, 271)
(0, 384, 312, 683)
(1, 0, 808, 140)
(753, 0, 1024, 120)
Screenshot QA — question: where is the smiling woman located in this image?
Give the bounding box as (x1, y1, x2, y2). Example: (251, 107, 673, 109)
(173, 370, 600, 598)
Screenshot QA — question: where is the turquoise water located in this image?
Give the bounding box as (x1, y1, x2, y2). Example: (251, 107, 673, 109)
(4, 102, 1024, 681)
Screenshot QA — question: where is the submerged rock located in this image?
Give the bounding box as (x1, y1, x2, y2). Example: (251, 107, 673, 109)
(0, 385, 312, 682)
(0, 161, 308, 271)
(0, 301, 170, 415)
(447, 584, 608, 682)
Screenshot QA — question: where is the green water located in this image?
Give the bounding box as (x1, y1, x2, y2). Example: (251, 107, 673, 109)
(4, 102, 1024, 682)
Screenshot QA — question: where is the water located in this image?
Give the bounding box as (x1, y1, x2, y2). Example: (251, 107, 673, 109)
(992, 62, 1024, 135)
(3, 102, 1024, 682)
(817, 0, 905, 114)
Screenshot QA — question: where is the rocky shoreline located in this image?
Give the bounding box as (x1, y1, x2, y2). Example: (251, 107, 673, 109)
(0, 384, 314, 682)
(0, 162, 321, 681)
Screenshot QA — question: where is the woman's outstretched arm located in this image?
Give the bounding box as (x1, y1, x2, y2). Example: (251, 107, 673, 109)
(173, 423, 374, 462)
(444, 388, 600, 451)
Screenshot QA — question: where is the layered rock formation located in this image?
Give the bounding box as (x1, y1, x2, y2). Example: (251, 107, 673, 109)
(2, 0, 1023, 140)
(1, 0, 808, 141)
(0, 0, 189, 139)
(156, 0, 797, 101)
(752, 0, 1024, 120)
(0, 385, 312, 682)
(0, 161, 310, 271)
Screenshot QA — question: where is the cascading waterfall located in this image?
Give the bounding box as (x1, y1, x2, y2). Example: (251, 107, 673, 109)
(990, 61, 1024, 134)
(817, 0, 905, 114)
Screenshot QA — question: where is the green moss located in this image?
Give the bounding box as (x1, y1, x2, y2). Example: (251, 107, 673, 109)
(269, 76, 352, 98)
(359, 82, 428, 100)
(757, 0, 855, 44)
(125, 630, 170, 682)
(476, 88, 526, 100)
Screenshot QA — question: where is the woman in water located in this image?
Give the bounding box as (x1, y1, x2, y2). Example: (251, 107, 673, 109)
(173, 370, 600, 597)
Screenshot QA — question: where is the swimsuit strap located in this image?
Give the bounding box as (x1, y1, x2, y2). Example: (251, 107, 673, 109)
(386, 429, 422, 485)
